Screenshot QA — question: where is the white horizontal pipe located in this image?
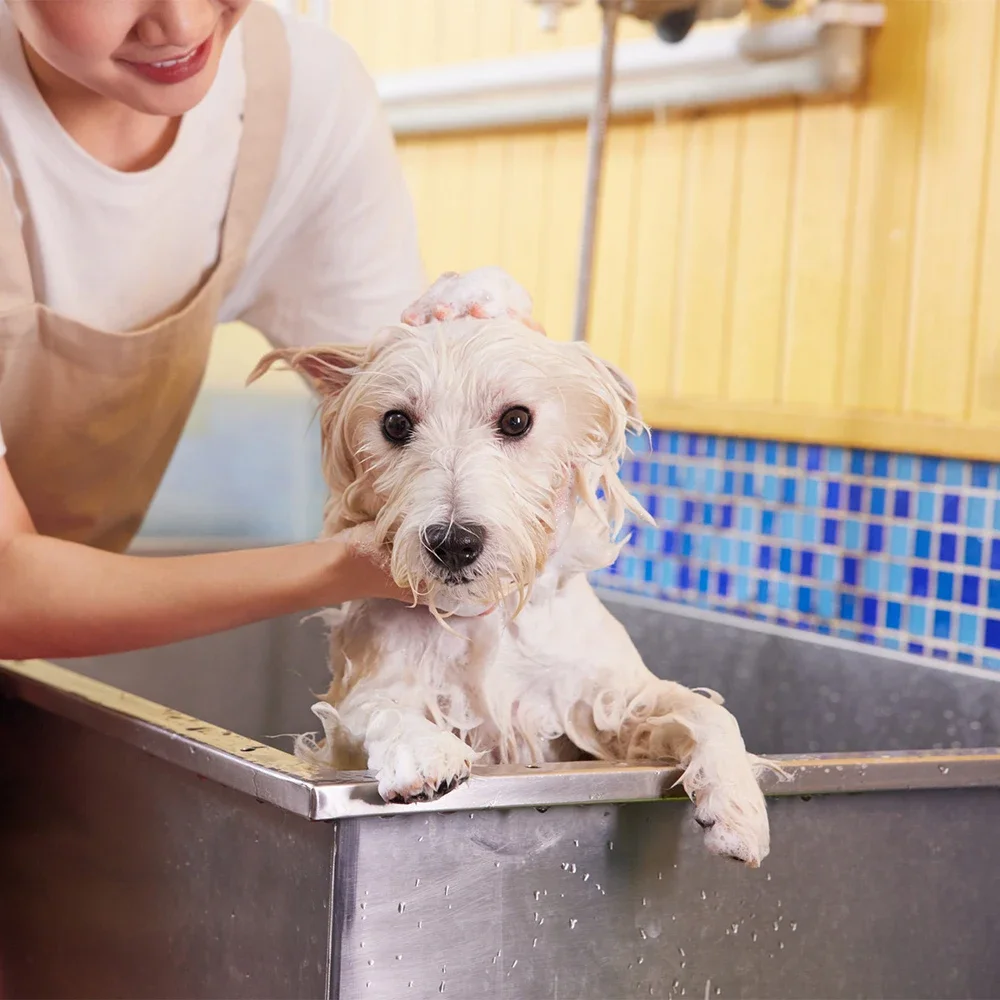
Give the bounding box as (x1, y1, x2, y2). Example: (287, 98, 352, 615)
(377, 16, 823, 107)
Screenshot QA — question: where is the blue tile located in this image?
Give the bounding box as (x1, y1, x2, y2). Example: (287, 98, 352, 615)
(761, 510, 775, 536)
(797, 586, 812, 614)
(678, 564, 692, 590)
(702, 503, 714, 527)
(933, 609, 951, 640)
(850, 450, 866, 475)
(779, 547, 793, 573)
(908, 641, 925, 655)
(686, 435, 698, 457)
(919, 458, 940, 484)
(719, 504, 734, 530)
(823, 518, 839, 545)
(911, 566, 930, 598)
(840, 593, 856, 621)
(893, 489, 911, 518)
(914, 529, 932, 560)
(782, 478, 797, 504)
(705, 436, 718, 458)
(986, 623, 1000, 651)
(941, 494, 960, 524)
(848, 484, 864, 513)
(866, 524, 884, 553)
(725, 439, 738, 461)
(698, 568, 710, 593)
(862, 596, 878, 627)
(885, 602, 902, 630)
(785, 444, 799, 467)
(682, 500, 696, 524)
(988, 579, 1000, 610)
(717, 570, 730, 597)
(825, 482, 841, 510)
(743, 440, 757, 462)
(800, 551, 815, 577)
(722, 470, 735, 495)
(939, 533, 957, 563)
(644, 495, 658, 518)
(870, 487, 886, 516)
(742, 473, 755, 497)
(806, 445, 822, 471)
(758, 545, 772, 570)
(643, 559, 656, 583)
(965, 536, 983, 567)
(971, 462, 990, 488)
(957, 651, 975, 665)
(756, 579, 769, 602)
(681, 533, 693, 557)
(936, 571, 954, 602)
(843, 557, 859, 586)
(764, 442, 778, 465)
(961, 575, 980, 607)
(662, 530, 675, 555)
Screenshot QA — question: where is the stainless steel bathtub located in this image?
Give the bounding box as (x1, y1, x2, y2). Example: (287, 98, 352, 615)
(1, 592, 998, 1000)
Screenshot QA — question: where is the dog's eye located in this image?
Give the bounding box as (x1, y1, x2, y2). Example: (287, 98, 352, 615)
(382, 410, 414, 444)
(497, 406, 532, 438)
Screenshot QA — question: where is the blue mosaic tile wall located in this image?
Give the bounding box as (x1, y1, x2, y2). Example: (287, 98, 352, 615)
(592, 431, 1000, 672)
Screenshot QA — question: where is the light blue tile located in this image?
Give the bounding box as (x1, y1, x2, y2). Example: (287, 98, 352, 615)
(884, 637, 901, 651)
(909, 604, 927, 636)
(837, 628, 855, 641)
(719, 538, 732, 564)
(736, 574, 750, 601)
(739, 506, 754, 532)
(804, 478, 820, 508)
(844, 520, 862, 551)
(779, 511, 796, 540)
(704, 468, 718, 494)
(684, 466, 697, 490)
(958, 613, 978, 646)
(984, 656, 1000, 671)
(894, 455, 914, 480)
(738, 540, 752, 567)
(889, 525, 909, 557)
(967, 496, 986, 530)
(801, 514, 818, 543)
(776, 582, 792, 609)
(659, 559, 676, 589)
(644, 527, 659, 553)
(827, 448, 845, 474)
(887, 563, 906, 594)
(944, 460, 964, 486)
(992, 499, 1000, 532)
(762, 475, 779, 501)
(917, 491, 935, 522)
(817, 588, 834, 617)
(664, 496, 679, 521)
(699, 535, 713, 562)
(819, 553, 837, 582)
(863, 559, 882, 590)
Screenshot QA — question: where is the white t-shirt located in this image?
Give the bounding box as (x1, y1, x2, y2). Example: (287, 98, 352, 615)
(0, 2, 426, 457)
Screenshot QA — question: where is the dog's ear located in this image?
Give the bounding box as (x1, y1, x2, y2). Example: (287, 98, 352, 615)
(574, 345, 644, 431)
(246, 344, 369, 396)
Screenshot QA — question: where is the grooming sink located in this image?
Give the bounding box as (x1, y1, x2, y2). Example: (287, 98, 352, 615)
(1, 593, 998, 999)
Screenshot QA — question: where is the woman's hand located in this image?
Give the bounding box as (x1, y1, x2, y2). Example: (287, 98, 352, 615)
(401, 266, 545, 333)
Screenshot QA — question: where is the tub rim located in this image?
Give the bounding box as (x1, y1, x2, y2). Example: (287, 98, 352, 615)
(3, 656, 999, 822)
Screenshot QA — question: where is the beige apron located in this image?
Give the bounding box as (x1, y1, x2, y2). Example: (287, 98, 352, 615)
(0, 2, 290, 552)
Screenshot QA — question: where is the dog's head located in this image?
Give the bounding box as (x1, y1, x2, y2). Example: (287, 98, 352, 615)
(249, 318, 647, 613)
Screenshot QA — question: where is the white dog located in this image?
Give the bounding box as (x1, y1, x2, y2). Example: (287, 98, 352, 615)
(249, 269, 778, 868)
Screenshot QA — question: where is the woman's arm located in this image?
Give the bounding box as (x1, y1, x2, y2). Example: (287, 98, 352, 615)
(0, 459, 406, 661)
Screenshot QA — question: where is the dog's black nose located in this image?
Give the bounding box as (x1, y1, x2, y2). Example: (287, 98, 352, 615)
(424, 523, 486, 572)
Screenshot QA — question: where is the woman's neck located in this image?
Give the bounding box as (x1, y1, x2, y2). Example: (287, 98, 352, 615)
(21, 40, 180, 173)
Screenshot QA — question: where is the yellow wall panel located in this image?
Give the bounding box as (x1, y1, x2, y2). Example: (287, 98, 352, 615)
(904, 0, 996, 421)
(726, 106, 797, 406)
(780, 104, 858, 411)
(624, 116, 687, 400)
(672, 112, 741, 400)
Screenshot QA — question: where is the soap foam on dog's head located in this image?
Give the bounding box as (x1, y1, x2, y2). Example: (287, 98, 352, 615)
(248, 317, 647, 616)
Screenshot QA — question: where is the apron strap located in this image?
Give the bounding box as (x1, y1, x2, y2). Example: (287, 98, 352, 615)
(0, 168, 38, 316)
(216, 1, 292, 295)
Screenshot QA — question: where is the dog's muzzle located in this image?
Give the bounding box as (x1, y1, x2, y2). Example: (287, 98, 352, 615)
(423, 522, 486, 574)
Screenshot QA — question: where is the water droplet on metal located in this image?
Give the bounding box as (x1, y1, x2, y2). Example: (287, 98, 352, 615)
(569, 918, 578, 929)
(398, 902, 406, 914)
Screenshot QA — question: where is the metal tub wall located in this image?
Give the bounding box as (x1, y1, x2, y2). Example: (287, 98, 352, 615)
(0, 593, 997, 999)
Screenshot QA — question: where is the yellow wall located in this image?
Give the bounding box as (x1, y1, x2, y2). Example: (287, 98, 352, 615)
(215, 0, 1000, 461)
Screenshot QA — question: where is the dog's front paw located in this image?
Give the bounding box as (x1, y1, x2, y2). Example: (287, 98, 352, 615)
(685, 752, 770, 868)
(375, 730, 476, 804)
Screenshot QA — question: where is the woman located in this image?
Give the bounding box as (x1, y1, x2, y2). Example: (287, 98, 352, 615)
(0, 0, 491, 660)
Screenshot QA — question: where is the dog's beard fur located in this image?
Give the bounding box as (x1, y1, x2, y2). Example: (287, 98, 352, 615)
(250, 317, 649, 616)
